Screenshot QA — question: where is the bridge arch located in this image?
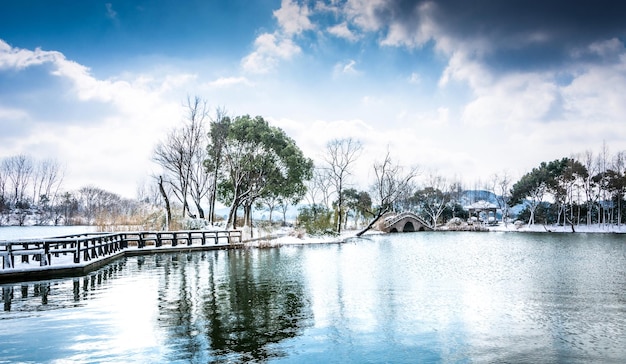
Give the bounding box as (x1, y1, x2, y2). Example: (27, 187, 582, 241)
(382, 212, 433, 233)
(403, 221, 415, 232)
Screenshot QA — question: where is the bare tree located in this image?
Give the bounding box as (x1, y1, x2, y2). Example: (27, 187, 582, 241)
(579, 150, 597, 225)
(0, 164, 5, 202)
(154, 127, 190, 217)
(154, 96, 210, 219)
(205, 107, 230, 224)
(0, 162, 8, 224)
(31, 159, 63, 203)
(78, 186, 100, 225)
(596, 141, 610, 226)
(416, 172, 450, 229)
(3, 155, 33, 205)
(323, 138, 362, 234)
(357, 150, 419, 236)
(612, 151, 625, 226)
(305, 167, 334, 208)
(136, 178, 163, 205)
(56, 191, 78, 226)
(157, 175, 172, 230)
(185, 97, 210, 219)
(446, 177, 465, 219)
(491, 171, 512, 226)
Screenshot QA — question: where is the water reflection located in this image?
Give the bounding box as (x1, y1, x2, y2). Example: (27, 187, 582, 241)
(1, 260, 127, 313)
(0, 248, 313, 362)
(154, 249, 312, 362)
(1, 233, 625, 363)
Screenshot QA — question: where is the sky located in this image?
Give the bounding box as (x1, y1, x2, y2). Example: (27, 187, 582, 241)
(2, 0, 626, 199)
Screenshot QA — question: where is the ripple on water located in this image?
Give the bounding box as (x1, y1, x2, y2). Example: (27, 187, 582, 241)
(1, 233, 625, 363)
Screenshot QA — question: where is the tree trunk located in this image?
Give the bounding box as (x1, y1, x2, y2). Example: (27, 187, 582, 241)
(337, 183, 343, 234)
(158, 176, 171, 231)
(356, 208, 388, 237)
(209, 164, 219, 225)
(227, 198, 239, 229)
(194, 201, 205, 219)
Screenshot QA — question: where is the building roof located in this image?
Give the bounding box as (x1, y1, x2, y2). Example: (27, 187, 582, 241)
(465, 200, 498, 210)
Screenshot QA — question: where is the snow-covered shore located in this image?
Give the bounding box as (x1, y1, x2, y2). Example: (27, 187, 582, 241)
(1, 223, 623, 278)
(489, 223, 626, 234)
(246, 222, 626, 248)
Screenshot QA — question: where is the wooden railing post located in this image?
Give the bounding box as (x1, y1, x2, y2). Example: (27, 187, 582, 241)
(74, 240, 80, 264)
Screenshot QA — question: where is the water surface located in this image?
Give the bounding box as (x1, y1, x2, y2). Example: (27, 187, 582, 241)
(1, 232, 625, 363)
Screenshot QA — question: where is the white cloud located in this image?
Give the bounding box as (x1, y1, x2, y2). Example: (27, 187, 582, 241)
(241, 33, 301, 74)
(438, 51, 492, 89)
(588, 38, 624, 57)
(561, 56, 626, 123)
(105, 3, 117, 20)
(380, 1, 438, 48)
(0, 106, 29, 121)
(408, 72, 421, 84)
(0, 39, 63, 70)
(0, 40, 188, 197)
(333, 59, 359, 77)
(273, 0, 314, 36)
(343, 0, 387, 32)
(270, 115, 481, 187)
(327, 22, 359, 42)
(157, 73, 197, 93)
(208, 76, 253, 88)
(462, 72, 558, 127)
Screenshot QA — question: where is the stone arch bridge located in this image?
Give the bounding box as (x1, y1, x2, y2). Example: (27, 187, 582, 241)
(381, 212, 433, 233)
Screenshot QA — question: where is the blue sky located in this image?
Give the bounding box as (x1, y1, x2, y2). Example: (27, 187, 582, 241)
(2, 0, 626, 198)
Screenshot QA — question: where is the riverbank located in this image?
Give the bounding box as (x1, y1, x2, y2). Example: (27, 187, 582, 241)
(489, 222, 626, 234)
(1, 223, 623, 282)
(246, 222, 626, 248)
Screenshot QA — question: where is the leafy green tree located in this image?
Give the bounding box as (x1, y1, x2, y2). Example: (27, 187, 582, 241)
(510, 163, 551, 226)
(56, 191, 78, 225)
(512, 158, 588, 228)
(413, 186, 449, 229)
(606, 167, 626, 225)
(338, 189, 372, 230)
(441, 202, 468, 222)
(356, 191, 372, 227)
(204, 109, 230, 225)
(342, 188, 359, 229)
(215, 115, 313, 230)
(552, 158, 587, 228)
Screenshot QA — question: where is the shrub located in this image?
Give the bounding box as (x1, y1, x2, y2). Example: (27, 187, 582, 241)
(296, 205, 335, 236)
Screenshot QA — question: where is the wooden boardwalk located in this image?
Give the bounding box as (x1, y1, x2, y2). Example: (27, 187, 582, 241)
(0, 229, 242, 283)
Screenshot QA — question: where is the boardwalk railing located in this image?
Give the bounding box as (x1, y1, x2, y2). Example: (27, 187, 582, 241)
(0, 229, 243, 270)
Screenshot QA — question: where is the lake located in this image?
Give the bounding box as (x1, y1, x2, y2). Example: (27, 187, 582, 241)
(1, 232, 625, 363)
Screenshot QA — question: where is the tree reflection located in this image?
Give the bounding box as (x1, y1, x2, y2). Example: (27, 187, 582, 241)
(0, 259, 127, 311)
(156, 249, 312, 362)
